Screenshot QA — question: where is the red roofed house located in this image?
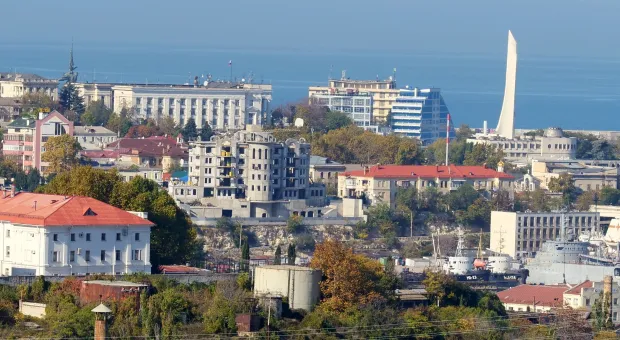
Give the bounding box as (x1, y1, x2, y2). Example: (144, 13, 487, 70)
(497, 284, 569, 313)
(0, 191, 154, 276)
(105, 136, 188, 172)
(338, 163, 514, 208)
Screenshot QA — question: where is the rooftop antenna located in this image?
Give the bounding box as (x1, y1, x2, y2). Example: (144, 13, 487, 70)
(328, 65, 333, 81)
(341, 70, 346, 80)
(392, 67, 397, 83)
(445, 113, 451, 168)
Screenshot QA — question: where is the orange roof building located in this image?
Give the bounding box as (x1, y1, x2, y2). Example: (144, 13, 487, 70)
(497, 284, 569, 313)
(0, 191, 153, 276)
(337, 164, 514, 208)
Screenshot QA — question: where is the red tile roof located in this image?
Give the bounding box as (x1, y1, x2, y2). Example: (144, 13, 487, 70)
(158, 265, 201, 274)
(564, 281, 594, 295)
(107, 137, 188, 159)
(0, 192, 154, 227)
(81, 150, 120, 159)
(342, 165, 514, 180)
(497, 284, 569, 307)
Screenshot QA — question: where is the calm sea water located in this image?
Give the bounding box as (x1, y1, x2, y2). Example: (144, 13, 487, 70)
(1, 42, 620, 130)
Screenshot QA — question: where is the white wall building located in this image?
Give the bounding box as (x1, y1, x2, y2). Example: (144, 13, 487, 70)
(75, 82, 272, 130)
(490, 211, 600, 258)
(0, 192, 153, 276)
(0, 73, 59, 100)
(309, 89, 373, 127)
(74, 126, 117, 150)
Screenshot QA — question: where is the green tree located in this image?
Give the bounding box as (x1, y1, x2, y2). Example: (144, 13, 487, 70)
(446, 184, 480, 211)
(456, 123, 474, 140)
(456, 197, 492, 227)
(325, 110, 353, 131)
(287, 243, 296, 265)
(592, 291, 613, 331)
(600, 186, 620, 205)
(59, 83, 85, 116)
(548, 173, 577, 208)
(82, 100, 113, 126)
(241, 241, 250, 272)
(287, 214, 304, 233)
(21, 92, 58, 116)
(274, 245, 282, 265)
(182, 118, 198, 141)
(576, 191, 596, 211)
(41, 134, 82, 174)
(200, 122, 214, 141)
(158, 116, 178, 136)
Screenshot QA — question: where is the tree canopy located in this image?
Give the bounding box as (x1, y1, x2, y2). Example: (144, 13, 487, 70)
(59, 83, 85, 119)
(80, 100, 113, 126)
(182, 118, 198, 141)
(41, 134, 82, 174)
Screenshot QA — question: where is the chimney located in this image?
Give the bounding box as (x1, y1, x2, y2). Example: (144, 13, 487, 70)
(10, 184, 15, 198)
(33, 201, 37, 211)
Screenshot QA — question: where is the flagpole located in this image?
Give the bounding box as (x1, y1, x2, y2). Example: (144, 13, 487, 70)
(229, 60, 233, 83)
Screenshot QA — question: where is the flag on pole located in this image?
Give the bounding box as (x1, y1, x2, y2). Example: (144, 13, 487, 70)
(228, 60, 232, 66)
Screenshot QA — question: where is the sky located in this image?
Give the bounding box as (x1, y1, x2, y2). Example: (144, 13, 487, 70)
(2, 0, 620, 58)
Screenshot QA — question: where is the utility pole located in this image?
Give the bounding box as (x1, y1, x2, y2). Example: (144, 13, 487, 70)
(410, 211, 414, 238)
(267, 297, 271, 340)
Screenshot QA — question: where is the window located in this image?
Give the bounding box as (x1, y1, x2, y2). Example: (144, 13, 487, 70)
(54, 122, 63, 135)
(135, 233, 140, 241)
(615, 298, 618, 305)
(100, 250, 106, 262)
(70, 251, 75, 262)
(586, 298, 591, 306)
(133, 250, 142, 261)
(53, 233, 58, 241)
(115, 250, 121, 261)
(5, 246, 9, 258)
(116, 233, 121, 241)
(52, 251, 59, 262)
(71, 233, 76, 241)
(85, 250, 91, 262)
(5, 230, 9, 238)
(101, 233, 106, 241)
(86, 233, 91, 241)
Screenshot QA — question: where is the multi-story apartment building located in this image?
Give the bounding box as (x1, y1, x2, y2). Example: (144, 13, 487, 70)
(169, 126, 326, 218)
(0, 191, 153, 276)
(0, 73, 59, 100)
(74, 126, 117, 150)
(308, 75, 398, 122)
(2, 111, 74, 172)
(309, 156, 346, 194)
(390, 88, 454, 145)
(338, 164, 514, 208)
(309, 89, 373, 128)
(490, 211, 600, 258)
(468, 127, 578, 165)
(74, 81, 272, 130)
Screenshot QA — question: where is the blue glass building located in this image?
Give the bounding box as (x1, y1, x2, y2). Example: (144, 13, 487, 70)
(390, 88, 455, 145)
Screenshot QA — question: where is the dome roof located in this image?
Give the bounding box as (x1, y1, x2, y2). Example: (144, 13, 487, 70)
(544, 127, 564, 138)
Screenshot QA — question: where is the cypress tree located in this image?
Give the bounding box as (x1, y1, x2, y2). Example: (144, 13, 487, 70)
(287, 243, 296, 265)
(200, 122, 214, 141)
(241, 241, 250, 272)
(274, 245, 282, 265)
(182, 118, 198, 141)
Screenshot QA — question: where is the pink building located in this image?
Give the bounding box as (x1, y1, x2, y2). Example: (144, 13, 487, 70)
(2, 111, 73, 172)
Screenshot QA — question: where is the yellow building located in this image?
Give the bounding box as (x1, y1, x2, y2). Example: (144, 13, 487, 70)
(308, 77, 398, 122)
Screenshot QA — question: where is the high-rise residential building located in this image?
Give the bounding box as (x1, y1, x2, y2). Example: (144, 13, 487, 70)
(0, 73, 59, 100)
(390, 88, 454, 145)
(74, 82, 272, 130)
(490, 211, 600, 258)
(308, 74, 398, 122)
(309, 89, 373, 128)
(169, 126, 326, 218)
(2, 111, 74, 172)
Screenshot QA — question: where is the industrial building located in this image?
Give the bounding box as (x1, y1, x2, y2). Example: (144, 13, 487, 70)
(490, 211, 600, 258)
(253, 265, 321, 311)
(169, 126, 327, 218)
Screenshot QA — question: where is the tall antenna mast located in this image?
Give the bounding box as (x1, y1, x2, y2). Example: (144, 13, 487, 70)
(455, 227, 464, 257)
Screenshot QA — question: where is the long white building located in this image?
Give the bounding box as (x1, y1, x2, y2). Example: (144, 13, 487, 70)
(0, 191, 153, 276)
(0, 73, 59, 100)
(75, 81, 272, 130)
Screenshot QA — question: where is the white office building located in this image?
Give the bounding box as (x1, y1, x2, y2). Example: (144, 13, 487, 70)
(74, 82, 272, 130)
(0, 192, 153, 276)
(310, 89, 373, 127)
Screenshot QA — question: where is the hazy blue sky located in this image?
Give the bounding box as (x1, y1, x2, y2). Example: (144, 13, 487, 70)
(2, 0, 620, 58)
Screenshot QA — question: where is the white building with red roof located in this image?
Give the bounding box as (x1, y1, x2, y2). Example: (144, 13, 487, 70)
(0, 191, 153, 276)
(497, 284, 569, 313)
(337, 164, 514, 208)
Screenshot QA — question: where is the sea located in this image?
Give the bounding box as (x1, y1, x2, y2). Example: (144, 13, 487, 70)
(1, 42, 620, 131)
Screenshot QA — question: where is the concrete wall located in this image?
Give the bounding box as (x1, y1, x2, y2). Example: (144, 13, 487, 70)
(19, 301, 46, 318)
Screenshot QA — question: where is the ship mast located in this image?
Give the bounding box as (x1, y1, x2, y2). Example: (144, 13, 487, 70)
(477, 230, 483, 259)
(456, 227, 465, 257)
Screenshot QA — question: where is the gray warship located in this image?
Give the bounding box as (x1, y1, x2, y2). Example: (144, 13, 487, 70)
(525, 215, 620, 285)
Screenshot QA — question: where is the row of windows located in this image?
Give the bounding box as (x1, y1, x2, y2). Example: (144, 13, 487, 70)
(40, 232, 142, 242)
(136, 97, 240, 107)
(49, 249, 143, 262)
